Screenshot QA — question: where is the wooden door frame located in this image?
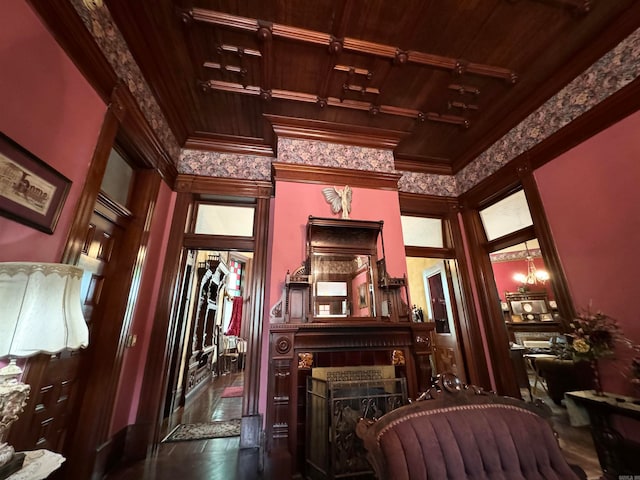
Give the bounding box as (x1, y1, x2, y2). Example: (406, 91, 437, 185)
(131, 176, 272, 459)
(458, 159, 575, 398)
(65, 109, 162, 478)
(399, 193, 486, 388)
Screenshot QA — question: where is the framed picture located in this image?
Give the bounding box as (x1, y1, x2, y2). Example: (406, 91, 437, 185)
(0, 133, 71, 234)
(358, 282, 368, 309)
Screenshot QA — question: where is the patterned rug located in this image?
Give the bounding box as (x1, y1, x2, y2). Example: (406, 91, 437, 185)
(163, 419, 241, 442)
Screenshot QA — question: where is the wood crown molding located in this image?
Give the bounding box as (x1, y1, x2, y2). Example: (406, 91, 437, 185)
(174, 174, 272, 198)
(184, 134, 274, 157)
(399, 191, 459, 216)
(272, 162, 401, 190)
(265, 114, 407, 150)
(394, 155, 454, 175)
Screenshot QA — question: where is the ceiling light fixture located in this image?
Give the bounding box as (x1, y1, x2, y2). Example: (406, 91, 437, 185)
(512, 241, 549, 287)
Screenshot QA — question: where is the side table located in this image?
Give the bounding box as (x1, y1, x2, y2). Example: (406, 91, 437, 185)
(565, 390, 640, 480)
(7, 450, 64, 480)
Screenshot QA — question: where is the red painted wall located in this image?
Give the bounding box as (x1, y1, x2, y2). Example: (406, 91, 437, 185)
(260, 180, 406, 415)
(535, 109, 640, 395)
(110, 182, 176, 434)
(1, 1, 179, 436)
(0, 0, 105, 262)
(491, 257, 553, 301)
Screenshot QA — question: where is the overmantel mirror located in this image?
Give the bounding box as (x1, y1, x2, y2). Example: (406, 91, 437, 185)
(307, 217, 382, 321)
(278, 216, 410, 323)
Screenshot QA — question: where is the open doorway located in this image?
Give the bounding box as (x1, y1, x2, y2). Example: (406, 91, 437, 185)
(163, 249, 253, 431)
(406, 257, 467, 382)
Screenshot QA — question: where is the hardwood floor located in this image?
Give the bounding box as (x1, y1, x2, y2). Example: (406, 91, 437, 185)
(522, 380, 603, 480)
(105, 371, 602, 480)
(104, 372, 266, 480)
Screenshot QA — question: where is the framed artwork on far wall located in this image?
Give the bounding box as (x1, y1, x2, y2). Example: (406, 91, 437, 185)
(358, 282, 368, 309)
(0, 132, 71, 234)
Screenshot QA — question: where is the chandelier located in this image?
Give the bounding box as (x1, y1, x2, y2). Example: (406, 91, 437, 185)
(512, 241, 549, 286)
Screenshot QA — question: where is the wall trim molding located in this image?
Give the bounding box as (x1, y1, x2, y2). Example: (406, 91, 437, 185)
(272, 162, 401, 190)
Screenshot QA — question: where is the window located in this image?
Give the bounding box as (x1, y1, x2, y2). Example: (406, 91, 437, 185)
(401, 216, 443, 248)
(101, 149, 133, 207)
(479, 190, 532, 241)
(194, 204, 255, 237)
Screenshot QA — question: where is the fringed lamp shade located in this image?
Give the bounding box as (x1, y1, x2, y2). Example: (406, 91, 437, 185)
(0, 262, 88, 475)
(0, 263, 88, 358)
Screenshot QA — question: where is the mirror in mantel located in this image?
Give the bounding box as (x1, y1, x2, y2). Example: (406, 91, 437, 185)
(312, 253, 374, 318)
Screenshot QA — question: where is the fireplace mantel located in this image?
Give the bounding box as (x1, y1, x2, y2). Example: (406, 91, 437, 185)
(266, 321, 434, 476)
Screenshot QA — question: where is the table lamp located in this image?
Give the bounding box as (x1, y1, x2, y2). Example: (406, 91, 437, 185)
(0, 263, 88, 478)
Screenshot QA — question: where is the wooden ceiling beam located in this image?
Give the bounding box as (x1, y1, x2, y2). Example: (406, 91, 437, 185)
(188, 8, 517, 83)
(201, 79, 470, 127)
(317, 1, 353, 102)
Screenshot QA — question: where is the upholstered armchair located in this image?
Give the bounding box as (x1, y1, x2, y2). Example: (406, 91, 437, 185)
(534, 357, 594, 405)
(356, 374, 586, 480)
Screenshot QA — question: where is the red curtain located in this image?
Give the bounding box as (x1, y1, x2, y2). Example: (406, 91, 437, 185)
(225, 296, 243, 337)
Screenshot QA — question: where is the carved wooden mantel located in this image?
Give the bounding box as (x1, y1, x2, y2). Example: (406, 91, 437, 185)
(267, 321, 434, 475)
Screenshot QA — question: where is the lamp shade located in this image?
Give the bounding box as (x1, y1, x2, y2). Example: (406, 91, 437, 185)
(0, 262, 88, 357)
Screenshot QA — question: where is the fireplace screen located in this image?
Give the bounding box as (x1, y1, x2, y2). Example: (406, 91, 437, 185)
(306, 367, 408, 479)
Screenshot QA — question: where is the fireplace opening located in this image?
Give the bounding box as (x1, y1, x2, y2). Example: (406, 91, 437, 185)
(305, 365, 408, 480)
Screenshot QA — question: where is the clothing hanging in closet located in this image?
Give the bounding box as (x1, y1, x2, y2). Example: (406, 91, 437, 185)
(225, 296, 243, 337)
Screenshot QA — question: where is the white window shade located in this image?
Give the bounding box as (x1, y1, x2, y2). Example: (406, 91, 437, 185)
(480, 190, 533, 241)
(401, 216, 443, 248)
(195, 205, 255, 236)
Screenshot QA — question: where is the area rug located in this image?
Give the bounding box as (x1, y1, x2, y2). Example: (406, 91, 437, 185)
(163, 419, 241, 442)
(221, 385, 244, 398)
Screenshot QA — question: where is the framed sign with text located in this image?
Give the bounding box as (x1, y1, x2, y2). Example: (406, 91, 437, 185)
(0, 132, 71, 234)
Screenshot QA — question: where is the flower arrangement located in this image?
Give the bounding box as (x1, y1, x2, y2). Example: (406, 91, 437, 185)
(565, 310, 621, 362)
(559, 308, 640, 394)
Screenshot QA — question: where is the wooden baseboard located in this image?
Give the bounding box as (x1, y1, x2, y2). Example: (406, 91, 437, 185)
(240, 414, 263, 449)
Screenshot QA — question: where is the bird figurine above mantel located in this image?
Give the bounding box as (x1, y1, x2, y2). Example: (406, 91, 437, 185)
(322, 185, 352, 219)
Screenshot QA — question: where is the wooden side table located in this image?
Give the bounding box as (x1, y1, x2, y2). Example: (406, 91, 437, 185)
(565, 390, 640, 480)
(7, 450, 64, 480)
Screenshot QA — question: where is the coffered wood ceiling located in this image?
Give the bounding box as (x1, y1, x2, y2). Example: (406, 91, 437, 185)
(104, 0, 640, 174)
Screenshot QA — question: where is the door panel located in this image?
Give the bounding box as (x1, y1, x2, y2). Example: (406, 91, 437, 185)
(424, 260, 466, 382)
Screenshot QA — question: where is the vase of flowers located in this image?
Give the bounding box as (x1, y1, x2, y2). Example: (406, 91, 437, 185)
(565, 309, 621, 396)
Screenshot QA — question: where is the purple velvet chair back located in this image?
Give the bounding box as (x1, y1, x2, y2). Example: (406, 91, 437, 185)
(356, 374, 585, 480)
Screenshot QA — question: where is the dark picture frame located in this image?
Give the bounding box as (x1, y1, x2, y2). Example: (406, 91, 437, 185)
(358, 282, 368, 309)
(0, 132, 71, 234)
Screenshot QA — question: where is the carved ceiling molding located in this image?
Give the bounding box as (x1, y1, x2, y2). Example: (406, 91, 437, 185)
(64, 1, 639, 199)
(200, 79, 470, 127)
(188, 8, 517, 83)
(191, 7, 507, 127)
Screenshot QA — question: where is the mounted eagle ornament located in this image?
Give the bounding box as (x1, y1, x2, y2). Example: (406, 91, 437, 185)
(322, 185, 352, 219)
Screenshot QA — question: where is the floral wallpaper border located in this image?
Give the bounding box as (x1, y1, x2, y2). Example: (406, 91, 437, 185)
(180, 150, 272, 181)
(71, 2, 640, 197)
(69, 0, 181, 163)
(456, 26, 640, 193)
